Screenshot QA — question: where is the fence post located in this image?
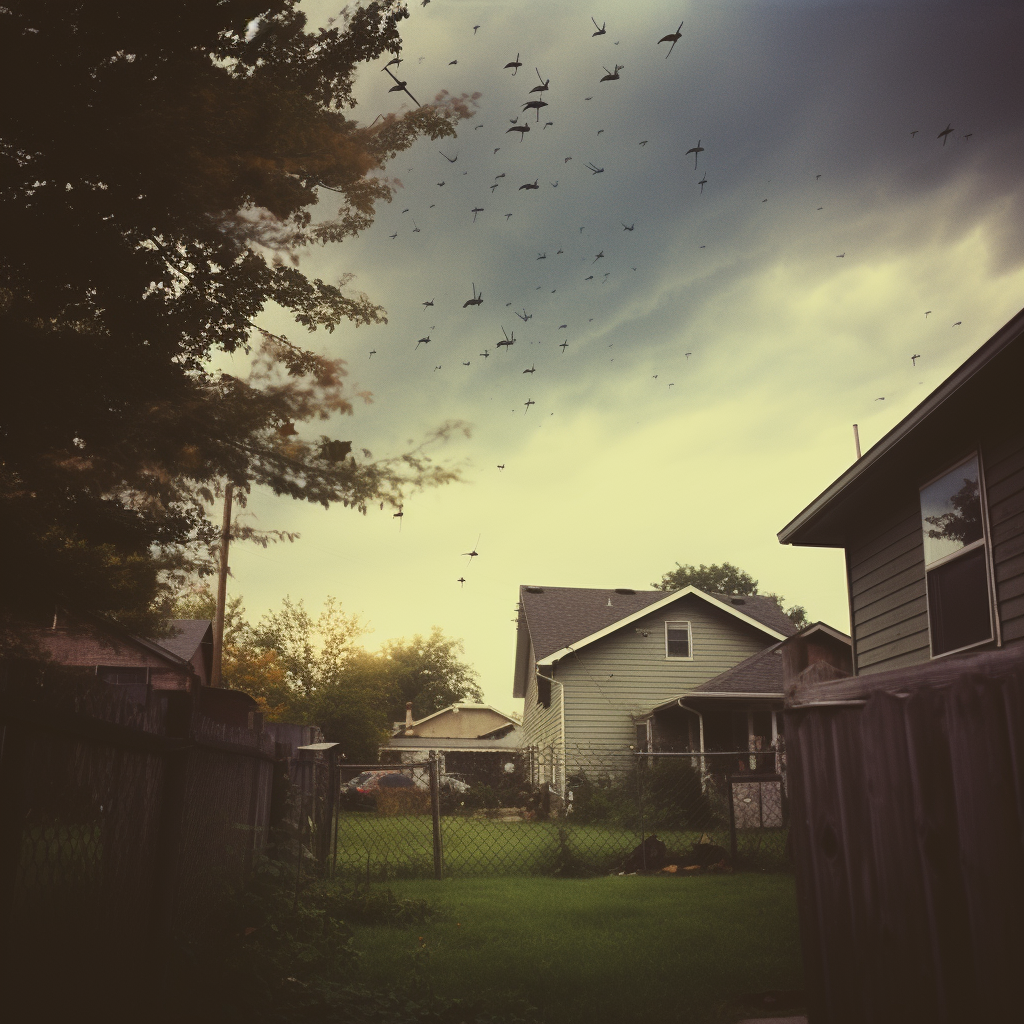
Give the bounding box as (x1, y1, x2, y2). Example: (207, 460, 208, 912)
(429, 753, 444, 880)
(0, 721, 28, 953)
(726, 774, 738, 864)
(637, 755, 646, 870)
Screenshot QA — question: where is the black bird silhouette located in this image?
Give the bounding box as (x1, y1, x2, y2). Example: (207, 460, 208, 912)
(584, 275, 593, 281)
(519, 179, 540, 190)
(369, 349, 376, 358)
(383, 57, 403, 69)
(698, 174, 707, 193)
(507, 125, 531, 140)
(523, 99, 548, 120)
(473, 25, 480, 34)
(462, 361, 471, 366)
(531, 68, 551, 93)
(593, 251, 605, 264)
(639, 140, 648, 146)
(497, 326, 515, 349)
(836, 253, 845, 258)
(938, 123, 954, 145)
(910, 130, 919, 137)
(659, 20, 684, 57)
(462, 535, 481, 565)
(523, 364, 536, 374)
(544, 122, 554, 129)
(537, 252, 547, 259)
(422, 298, 434, 308)
(524, 399, 535, 413)
(504, 53, 522, 74)
(434, 365, 442, 371)
(384, 67, 419, 105)
(389, 232, 398, 239)
(497, 464, 504, 470)
(437, 181, 445, 186)
(952, 321, 962, 326)
(591, 17, 606, 36)
(600, 65, 623, 82)
(559, 340, 569, 353)
(558, 324, 567, 329)
(504, 213, 513, 220)
(550, 181, 558, 187)
(515, 308, 533, 321)
(622, 223, 634, 231)
(597, 130, 604, 135)
(911, 354, 921, 366)
(457, 577, 466, 588)
(411, 219, 420, 232)
(585, 162, 604, 174)
(495, 173, 506, 180)
(415, 335, 431, 348)
(471, 207, 484, 221)
(439, 150, 458, 163)
(686, 140, 704, 169)
(480, 349, 490, 358)
(490, 183, 500, 192)
(463, 283, 483, 307)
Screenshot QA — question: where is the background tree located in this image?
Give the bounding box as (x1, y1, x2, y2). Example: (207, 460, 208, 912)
(0, 1, 475, 635)
(377, 628, 484, 724)
(651, 561, 809, 630)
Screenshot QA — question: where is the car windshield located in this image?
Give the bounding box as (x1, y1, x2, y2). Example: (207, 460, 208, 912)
(378, 774, 415, 788)
(349, 772, 376, 787)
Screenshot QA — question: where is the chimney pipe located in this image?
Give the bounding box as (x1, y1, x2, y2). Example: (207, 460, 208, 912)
(405, 702, 414, 729)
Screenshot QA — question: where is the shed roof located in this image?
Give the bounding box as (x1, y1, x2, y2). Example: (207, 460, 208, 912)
(778, 305, 1024, 547)
(157, 619, 212, 661)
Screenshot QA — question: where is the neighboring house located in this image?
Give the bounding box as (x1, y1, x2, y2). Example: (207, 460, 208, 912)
(778, 305, 1024, 675)
(512, 584, 799, 790)
(381, 702, 523, 783)
(639, 621, 852, 770)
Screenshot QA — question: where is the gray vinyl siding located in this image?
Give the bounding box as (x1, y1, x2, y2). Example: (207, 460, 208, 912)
(556, 595, 776, 755)
(521, 640, 563, 781)
(848, 504, 930, 674)
(985, 428, 1024, 643)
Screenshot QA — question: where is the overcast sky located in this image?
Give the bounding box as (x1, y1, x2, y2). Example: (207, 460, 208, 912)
(220, 0, 1024, 714)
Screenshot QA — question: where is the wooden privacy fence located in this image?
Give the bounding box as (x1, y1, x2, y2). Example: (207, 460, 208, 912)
(784, 644, 1024, 1023)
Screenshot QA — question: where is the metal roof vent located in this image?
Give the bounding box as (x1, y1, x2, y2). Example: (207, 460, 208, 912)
(525, 586, 545, 594)
(730, 597, 746, 605)
(614, 588, 636, 595)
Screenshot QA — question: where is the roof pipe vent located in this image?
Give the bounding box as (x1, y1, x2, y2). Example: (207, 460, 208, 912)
(614, 588, 636, 595)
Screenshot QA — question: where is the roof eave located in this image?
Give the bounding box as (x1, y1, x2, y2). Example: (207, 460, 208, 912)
(778, 306, 1024, 547)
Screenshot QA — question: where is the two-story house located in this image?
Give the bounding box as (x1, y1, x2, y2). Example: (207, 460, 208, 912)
(778, 305, 1024, 674)
(512, 584, 798, 790)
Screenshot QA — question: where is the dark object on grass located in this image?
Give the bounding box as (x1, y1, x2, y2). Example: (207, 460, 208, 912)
(622, 834, 668, 872)
(682, 837, 729, 868)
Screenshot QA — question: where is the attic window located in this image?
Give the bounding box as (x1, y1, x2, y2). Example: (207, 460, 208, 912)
(665, 621, 692, 659)
(615, 588, 636, 595)
(526, 587, 545, 594)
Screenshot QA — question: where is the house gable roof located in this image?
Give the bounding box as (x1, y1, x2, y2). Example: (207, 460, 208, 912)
(396, 702, 519, 736)
(778, 305, 1024, 548)
(513, 585, 796, 696)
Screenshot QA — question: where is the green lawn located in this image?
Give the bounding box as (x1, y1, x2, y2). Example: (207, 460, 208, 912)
(333, 812, 788, 879)
(349, 875, 804, 1024)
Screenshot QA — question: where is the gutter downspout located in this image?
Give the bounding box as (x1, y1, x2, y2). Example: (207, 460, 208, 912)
(676, 699, 706, 785)
(536, 670, 565, 797)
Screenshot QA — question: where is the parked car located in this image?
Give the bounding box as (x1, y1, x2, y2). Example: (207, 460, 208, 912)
(341, 770, 418, 810)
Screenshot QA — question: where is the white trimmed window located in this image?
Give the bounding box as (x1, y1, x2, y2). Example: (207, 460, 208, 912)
(664, 621, 692, 659)
(920, 453, 994, 657)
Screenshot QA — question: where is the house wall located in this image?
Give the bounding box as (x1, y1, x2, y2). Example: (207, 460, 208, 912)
(555, 595, 776, 755)
(29, 624, 189, 690)
(521, 639, 564, 786)
(409, 708, 511, 738)
(847, 421, 1024, 674)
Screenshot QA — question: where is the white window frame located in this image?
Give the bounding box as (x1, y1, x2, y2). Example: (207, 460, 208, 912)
(664, 620, 693, 660)
(919, 451, 998, 660)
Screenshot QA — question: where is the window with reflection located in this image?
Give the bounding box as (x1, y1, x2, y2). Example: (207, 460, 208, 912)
(920, 455, 992, 656)
(664, 621, 692, 658)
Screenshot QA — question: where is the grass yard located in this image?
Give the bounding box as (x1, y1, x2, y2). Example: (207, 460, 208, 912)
(334, 812, 789, 879)
(349, 874, 804, 1024)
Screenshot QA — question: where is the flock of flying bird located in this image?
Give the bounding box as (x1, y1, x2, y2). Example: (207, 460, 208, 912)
(358, 13, 974, 585)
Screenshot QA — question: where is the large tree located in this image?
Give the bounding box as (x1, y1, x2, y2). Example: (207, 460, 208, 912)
(0, 1, 473, 636)
(651, 561, 809, 630)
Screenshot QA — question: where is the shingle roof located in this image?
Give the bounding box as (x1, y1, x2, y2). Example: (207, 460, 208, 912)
(689, 643, 784, 695)
(519, 586, 797, 662)
(157, 619, 212, 661)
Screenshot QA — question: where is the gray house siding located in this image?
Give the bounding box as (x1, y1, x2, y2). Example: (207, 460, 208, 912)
(846, 421, 1024, 673)
(848, 503, 929, 675)
(557, 596, 775, 755)
(986, 428, 1024, 643)
(521, 640, 564, 785)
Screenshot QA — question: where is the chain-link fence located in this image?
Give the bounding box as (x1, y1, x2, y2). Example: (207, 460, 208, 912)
(332, 746, 790, 880)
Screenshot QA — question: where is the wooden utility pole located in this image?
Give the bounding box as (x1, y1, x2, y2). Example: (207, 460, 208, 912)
(211, 482, 233, 688)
